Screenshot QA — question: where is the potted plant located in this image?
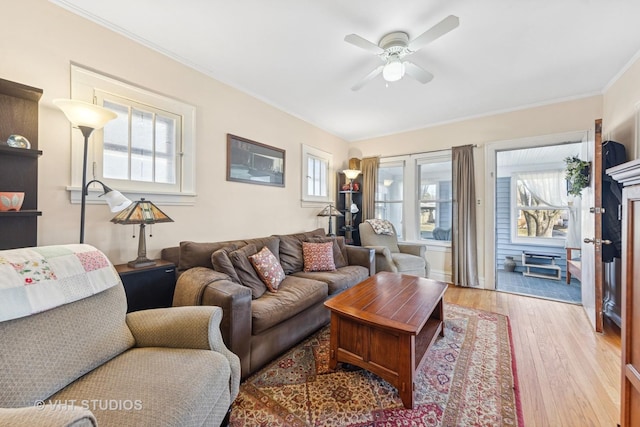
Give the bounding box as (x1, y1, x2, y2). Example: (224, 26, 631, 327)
(564, 156, 591, 197)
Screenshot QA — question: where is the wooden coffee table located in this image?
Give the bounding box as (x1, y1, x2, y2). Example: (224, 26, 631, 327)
(324, 272, 448, 409)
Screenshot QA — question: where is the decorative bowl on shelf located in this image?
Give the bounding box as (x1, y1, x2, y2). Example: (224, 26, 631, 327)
(0, 192, 25, 211)
(6, 134, 31, 149)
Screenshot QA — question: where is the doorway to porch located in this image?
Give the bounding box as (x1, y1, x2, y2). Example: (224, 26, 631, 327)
(494, 142, 583, 304)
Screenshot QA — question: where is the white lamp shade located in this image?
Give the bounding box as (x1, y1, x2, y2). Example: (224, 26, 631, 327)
(382, 59, 405, 82)
(53, 99, 117, 130)
(343, 169, 361, 180)
(103, 190, 132, 213)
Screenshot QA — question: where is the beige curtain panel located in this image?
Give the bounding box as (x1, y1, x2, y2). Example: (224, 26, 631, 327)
(360, 157, 379, 221)
(452, 145, 479, 288)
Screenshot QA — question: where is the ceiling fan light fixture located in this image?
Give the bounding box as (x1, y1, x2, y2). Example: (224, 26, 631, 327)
(383, 58, 405, 82)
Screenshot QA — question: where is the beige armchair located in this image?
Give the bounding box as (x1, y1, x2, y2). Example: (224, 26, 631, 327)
(0, 244, 240, 427)
(359, 221, 429, 277)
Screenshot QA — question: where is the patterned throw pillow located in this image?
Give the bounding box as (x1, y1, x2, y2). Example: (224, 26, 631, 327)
(302, 241, 336, 272)
(305, 236, 347, 268)
(249, 246, 286, 292)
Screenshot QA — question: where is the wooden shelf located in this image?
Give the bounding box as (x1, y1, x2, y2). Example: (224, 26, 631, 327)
(0, 78, 42, 250)
(0, 210, 42, 217)
(0, 145, 42, 157)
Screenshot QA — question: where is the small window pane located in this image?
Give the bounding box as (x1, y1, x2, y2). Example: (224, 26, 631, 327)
(307, 156, 328, 197)
(131, 108, 154, 182)
(103, 101, 129, 180)
(419, 160, 452, 241)
(375, 164, 404, 239)
(155, 115, 176, 184)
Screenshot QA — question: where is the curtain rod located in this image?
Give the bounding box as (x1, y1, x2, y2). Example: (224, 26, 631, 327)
(364, 144, 479, 159)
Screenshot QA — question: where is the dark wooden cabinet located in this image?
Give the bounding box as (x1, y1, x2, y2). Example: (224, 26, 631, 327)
(607, 159, 640, 427)
(115, 260, 177, 313)
(0, 78, 43, 250)
(336, 172, 362, 245)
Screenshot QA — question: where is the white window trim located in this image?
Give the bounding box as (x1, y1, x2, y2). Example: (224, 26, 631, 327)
(301, 144, 333, 203)
(66, 65, 196, 206)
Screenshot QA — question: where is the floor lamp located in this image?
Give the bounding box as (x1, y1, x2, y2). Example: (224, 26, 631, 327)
(54, 99, 119, 243)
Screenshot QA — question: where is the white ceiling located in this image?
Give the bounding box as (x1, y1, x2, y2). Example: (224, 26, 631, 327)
(51, 0, 640, 142)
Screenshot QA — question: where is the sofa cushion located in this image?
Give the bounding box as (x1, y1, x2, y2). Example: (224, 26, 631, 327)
(242, 236, 280, 263)
(229, 244, 267, 299)
(251, 276, 327, 334)
(211, 244, 242, 283)
(302, 241, 336, 272)
(249, 246, 285, 292)
(276, 228, 326, 274)
(306, 236, 347, 268)
(179, 240, 243, 271)
(50, 347, 231, 426)
(292, 265, 369, 295)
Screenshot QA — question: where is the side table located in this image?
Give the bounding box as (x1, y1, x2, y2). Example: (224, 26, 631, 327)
(114, 259, 176, 313)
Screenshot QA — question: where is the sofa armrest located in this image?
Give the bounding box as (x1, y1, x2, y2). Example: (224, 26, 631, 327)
(363, 245, 397, 273)
(0, 405, 96, 427)
(345, 245, 375, 276)
(398, 242, 426, 257)
(126, 305, 241, 400)
(172, 266, 252, 377)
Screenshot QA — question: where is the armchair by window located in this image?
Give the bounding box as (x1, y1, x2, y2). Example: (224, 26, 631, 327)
(359, 221, 429, 277)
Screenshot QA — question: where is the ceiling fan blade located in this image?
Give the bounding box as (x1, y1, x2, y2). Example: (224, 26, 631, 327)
(351, 65, 384, 91)
(408, 15, 459, 52)
(404, 62, 434, 84)
(344, 34, 384, 55)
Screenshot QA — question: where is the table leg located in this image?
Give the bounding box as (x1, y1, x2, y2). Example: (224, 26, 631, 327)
(329, 313, 339, 370)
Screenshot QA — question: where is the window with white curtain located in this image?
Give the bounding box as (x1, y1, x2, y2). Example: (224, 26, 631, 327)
(512, 170, 569, 245)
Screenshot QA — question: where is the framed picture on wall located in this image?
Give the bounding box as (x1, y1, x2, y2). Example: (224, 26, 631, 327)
(226, 134, 285, 187)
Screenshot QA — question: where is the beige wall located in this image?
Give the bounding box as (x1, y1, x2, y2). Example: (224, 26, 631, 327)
(603, 56, 640, 158)
(2, 0, 348, 263)
(349, 96, 604, 283)
(4, 1, 640, 276)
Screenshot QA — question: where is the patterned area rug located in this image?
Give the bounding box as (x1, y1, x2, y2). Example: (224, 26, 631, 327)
(230, 303, 523, 426)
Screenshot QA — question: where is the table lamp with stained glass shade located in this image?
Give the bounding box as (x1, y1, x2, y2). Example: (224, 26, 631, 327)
(111, 198, 173, 268)
(317, 203, 343, 236)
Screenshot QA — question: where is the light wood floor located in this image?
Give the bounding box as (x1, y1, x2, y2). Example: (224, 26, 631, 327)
(445, 286, 621, 427)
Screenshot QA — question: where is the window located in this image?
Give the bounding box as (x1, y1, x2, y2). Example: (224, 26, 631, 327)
(417, 155, 452, 241)
(69, 65, 195, 204)
(101, 96, 179, 188)
(375, 161, 405, 238)
(375, 151, 452, 243)
(512, 170, 569, 245)
(302, 145, 332, 202)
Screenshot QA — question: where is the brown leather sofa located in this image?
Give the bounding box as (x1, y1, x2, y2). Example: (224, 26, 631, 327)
(162, 228, 374, 378)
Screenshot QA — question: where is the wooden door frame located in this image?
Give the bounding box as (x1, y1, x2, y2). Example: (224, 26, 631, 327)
(594, 119, 604, 332)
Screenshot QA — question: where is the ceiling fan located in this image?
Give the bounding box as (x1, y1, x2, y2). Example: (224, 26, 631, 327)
(345, 15, 459, 91)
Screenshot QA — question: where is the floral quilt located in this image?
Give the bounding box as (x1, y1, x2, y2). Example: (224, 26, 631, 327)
(0, 244, 120, 321)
